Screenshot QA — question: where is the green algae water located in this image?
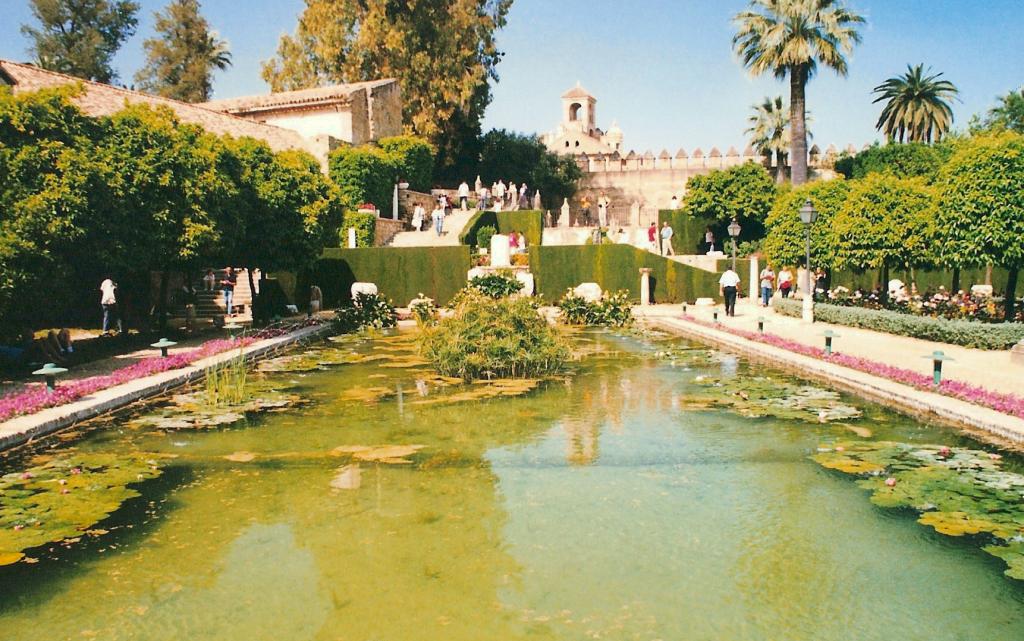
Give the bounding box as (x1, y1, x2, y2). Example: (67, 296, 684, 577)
(1, 330, 1023, 641)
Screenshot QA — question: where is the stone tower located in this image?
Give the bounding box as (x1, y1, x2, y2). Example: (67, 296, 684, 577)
(543, 82, 620, 155)
(562, 82, 596, 136)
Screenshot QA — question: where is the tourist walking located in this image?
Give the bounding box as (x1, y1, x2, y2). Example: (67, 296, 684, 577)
(508, 182, 517, 209)
(759, 265, 776, 306)
(597, 192, 610, 227)
(221, 267, 238, 316)
(778, 267, 793, 298)
(647, 221, 658, 252)
(495, 180, 506, 204)
(660, 221, 675, 256)
(580, 196, 591, 226)
(704, 226, 715, 253)
(669, 194, 679, 210)
(411, 203, 425, 231)
(814, 268, 828, 300)
(458, 181, 470, 211)
(99, 277, 121, 334)
(431, 206, 445, 236)
(719, 267, 741, 317)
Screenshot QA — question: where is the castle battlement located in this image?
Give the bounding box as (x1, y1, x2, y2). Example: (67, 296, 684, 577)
(573, 143, 857, 174)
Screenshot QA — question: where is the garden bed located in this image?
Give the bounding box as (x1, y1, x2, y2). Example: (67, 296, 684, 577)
(773, 298, 1024, 350)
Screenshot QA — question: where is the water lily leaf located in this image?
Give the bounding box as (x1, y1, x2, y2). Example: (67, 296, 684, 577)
(223, 452, 257, 463)
(918, 511, 1017, 538)
(0, 551, 24, 566)
(331, 445, 424, 464)
(338, 387, 394, 403)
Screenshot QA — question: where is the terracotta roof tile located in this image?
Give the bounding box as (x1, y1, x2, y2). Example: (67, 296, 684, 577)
(201, 79, 396, 114)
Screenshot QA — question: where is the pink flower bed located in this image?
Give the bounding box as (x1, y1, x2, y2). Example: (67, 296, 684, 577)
(0, 337, 255, 423)
(680, 315, 1024, 420)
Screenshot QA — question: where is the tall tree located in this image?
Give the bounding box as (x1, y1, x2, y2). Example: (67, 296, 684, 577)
(733, 0, 864, 185)
(973, 88, 1024, 134)
(937, 133, 1024, 321)
(21, 0, 139, 83)
(745, 96, 813, 184)
(261, 0, 512, 178)
(134, 0, 232, 102)
(872, 64, 959, 143)
(682, 162, 777, 240)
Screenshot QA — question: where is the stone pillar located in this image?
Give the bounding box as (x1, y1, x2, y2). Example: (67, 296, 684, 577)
(347, 227, 357, 248)
(1012, 339, 1024, 365)
(639, 268, 652, 306)
(630, 201, 641, 228)
(533, 190, 542, 210)
(802, 296, 814, 323)
(560, 198, 570, 227)
(392, 183, 399, 220)
(749, 255, 759, 302)
(491, 234, 511, 267)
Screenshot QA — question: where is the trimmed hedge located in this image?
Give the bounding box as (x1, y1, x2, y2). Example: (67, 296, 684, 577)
(313, 246, 470, 306)
(773, 298, 1024, 350)
(658, 210, 718, 255)
(829, 266, 1009, 294)
(459, 209, 544, 248)
(530, 245, 721, 303)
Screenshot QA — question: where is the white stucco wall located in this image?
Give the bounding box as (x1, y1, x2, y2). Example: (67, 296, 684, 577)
(262, 107, 354, 144)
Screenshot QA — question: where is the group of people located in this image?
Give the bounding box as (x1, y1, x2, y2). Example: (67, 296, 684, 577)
(410, 201, 448, 236)
(0, 328, 74, 370)
(756, 265, 797, 306)
(474, 179, 531, 212)
(508, 230, 528, 254)
(645, 221, 676, 256)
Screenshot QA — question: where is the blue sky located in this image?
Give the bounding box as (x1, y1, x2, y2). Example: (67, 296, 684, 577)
(2, 0, 1021, 153)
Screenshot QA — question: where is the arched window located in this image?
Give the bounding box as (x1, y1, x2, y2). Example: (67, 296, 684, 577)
(569, 102, 582, 121)
(565, 141, 570, 148)
(575, 140, 580, 147)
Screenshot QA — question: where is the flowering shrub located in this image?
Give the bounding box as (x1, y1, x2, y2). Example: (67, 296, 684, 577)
(468, 272, 524, 299)
(333, 292, 397, 333)
(410, 294, 437, 327)
(773, 298, 1024, 350)
(0, 337, 254, 423)
(680, 315, 1024, 419)
(0, 320, 326, 423)
(822, 285, 1022, 323)
(558, 289, 633, 327)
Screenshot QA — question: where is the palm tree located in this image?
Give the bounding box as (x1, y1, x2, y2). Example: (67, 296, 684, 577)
(986, 88, 1024, 133)
(733, 0, 865, 185)
(872, 64, 959, 143)
(746, 96, 806, 184)
(733, 0, 868, 186)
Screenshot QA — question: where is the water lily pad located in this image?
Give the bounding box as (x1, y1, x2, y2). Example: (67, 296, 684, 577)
(686, 376, 862, 423)
(338, 386, 394, 403)
(0, 453, 164, 565)
(223, 452, 257, 463)
(331, 445, 424, 464)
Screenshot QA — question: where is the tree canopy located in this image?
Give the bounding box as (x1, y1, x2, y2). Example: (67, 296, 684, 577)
(745, 95, 791, 183)
(762, 179, 851, 270)
(936, 132, 1024, 318)
(831, 174, 937, 277)
(261, 0, 512, 179)
(971, 88, 1024, 135)
(21, 0, 139, 83)
(475, 129, 582, 209)
(834, 141, 953, 182)
(682, 162, 776, 239)
(134, 0, 232, 103)
(733, 0, 864, 185)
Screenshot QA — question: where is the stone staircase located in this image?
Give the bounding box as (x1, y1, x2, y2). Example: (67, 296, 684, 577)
(192, 269, 256, 318)
(387, 209, 478, 247)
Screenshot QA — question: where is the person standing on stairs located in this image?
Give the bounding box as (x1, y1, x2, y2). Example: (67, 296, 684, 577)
(412, 203, 425, 231)
(660, 221, 675, 256)
(458, 181, 470, 211)
(221, 267, 237, 316)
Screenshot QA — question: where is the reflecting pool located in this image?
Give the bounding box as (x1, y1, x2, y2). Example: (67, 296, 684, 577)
(1, 330, 1023, 641)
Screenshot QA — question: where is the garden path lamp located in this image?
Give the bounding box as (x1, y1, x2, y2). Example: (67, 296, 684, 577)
(151, 337, 177, 358)
(924, 350, 953, 386)
(799, 199, 818, 322)
(821, 329, 840, 355)
(727, 218, 742, 271)
(33, 363, 68, 394)
(757, 316, 768, 333)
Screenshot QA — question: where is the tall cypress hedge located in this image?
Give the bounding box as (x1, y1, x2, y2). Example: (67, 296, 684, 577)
(312, 246, 471, 306)
(658, 210, 718, 254)
(529, 245, 721, 303)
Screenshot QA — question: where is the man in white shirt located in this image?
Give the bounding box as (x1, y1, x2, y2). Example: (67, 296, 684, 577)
(457, 181, 470, 211)
(719, 268, 741, 317)
(99, 278, 120, 334)
(431, 206, 445, 236)
(660, 222, 675, 256)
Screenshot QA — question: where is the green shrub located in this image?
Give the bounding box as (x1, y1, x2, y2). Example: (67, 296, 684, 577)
(557, 289, 633, 327)
(420, 290, 570, 380)
(333, 292, 397, 333)
(460, 210, 544, 248)
(328, 146, 395, 211)
(378, 135, 434, 191)
(773, 298, 1024, 350)
(340, 211, 376, 247)
(410, 294, 438, 327)
(476, 225, 497, 250)
(468, 271, 523, 299)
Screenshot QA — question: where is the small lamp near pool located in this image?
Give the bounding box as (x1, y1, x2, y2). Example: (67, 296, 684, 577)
(33, 362, 68, 393)
(757, 316, 767, 333)
(150, 337, 177, 358)
(924, 350, 953, 386)
(713, 308, 719, 323)
(821, 329, 840, 355)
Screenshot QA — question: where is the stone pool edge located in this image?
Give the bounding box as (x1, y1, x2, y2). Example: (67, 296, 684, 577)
(0, 323, 334, 452)
(645, 316, 1024, 446)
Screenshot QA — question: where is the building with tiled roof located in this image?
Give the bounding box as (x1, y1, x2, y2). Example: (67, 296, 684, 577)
(0, 59, 402, 168)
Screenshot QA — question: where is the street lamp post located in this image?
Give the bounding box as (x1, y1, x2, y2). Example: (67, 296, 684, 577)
(727, 218, 741, 272)
(799, 199, 819, 322)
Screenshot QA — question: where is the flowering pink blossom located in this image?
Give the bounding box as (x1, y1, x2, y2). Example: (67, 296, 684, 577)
(680, 315, 1024, 419)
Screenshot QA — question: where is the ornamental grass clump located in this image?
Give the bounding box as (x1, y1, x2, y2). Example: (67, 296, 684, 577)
(420, 290, 570, 381)
(558, 289, 633, 327)
(333, 292, 397, 333)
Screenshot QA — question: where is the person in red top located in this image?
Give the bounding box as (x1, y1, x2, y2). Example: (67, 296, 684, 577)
(647, 221, 658, 253)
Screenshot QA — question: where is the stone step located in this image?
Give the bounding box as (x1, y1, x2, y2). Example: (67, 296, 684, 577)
(388, 209, 478, 247)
